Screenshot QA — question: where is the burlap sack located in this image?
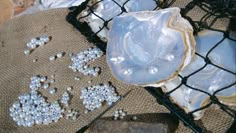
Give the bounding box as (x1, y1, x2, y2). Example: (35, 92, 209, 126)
(0, 8, 233, 133)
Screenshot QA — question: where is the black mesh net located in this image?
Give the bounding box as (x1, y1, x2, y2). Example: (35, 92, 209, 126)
(66, 0, 236, 132)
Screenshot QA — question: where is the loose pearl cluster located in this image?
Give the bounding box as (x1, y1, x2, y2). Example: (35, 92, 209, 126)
(29, 75, 56, 95)
(9, 91, 63, 127)
(65, 109, 79, 120)
(24, 35, 50, 55)
(80, 84, 120, 112)
(49, 51, 65, 61)
(113, 109, 127, 120)
(69, 47, 103, 76)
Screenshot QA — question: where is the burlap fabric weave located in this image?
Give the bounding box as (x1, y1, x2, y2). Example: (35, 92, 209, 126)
(0, 8, 233, 133)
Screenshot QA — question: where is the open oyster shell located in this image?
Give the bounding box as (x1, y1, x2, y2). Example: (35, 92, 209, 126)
(107, 7, 195, 87)
(80, 0, 158, 41)
(162, 30, 236, 120)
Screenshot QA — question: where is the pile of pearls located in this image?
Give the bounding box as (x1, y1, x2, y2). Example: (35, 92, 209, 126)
(113, 109, 127, 120)
(65, 109, 79, 120)
(24, 35, 50, 55)
(80, 84, 120, 112)
(9, 91, 63, 127)
(69, 47, 103, 76)
(9, 75, 66, 127)
(29, 75, 56, 95)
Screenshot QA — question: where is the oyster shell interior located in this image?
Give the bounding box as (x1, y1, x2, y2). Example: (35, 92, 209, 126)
(81, 0, 157, 41)
(107, 7, 195, 86)
(162, 30, 236, 120)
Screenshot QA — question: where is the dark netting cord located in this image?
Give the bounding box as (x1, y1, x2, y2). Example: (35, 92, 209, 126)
(66, 0, 236, 132)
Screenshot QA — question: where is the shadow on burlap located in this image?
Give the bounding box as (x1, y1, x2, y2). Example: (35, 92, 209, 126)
(0, 8, 233, 133)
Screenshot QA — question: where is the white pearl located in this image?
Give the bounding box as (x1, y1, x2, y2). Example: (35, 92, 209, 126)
(40, 76, 47, 82)
(56, 52, 63, 58)
(24, 49, 30, 55)
(32, 59, 38, 62)
(74, 77, 80, 81)
(29, 43, 37, 49)
(49, 56, 55, 61)
(48, 88, 56, 94)
(51, 74, 55, 79)
(43, 83, 49, 89)
(30, 38, 37, 44)
(66, 87, 72, 92)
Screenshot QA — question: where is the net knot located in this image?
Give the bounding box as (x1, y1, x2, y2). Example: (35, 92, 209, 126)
(121, 6, 127, 13)
(204, 57, 212, 64)
(181, 77, 188, 84)
(210, 95, 219, 103)
(224, 32, 229, 38)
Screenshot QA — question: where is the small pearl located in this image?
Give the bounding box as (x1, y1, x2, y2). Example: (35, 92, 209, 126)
(88, 80, 92, 84)
(32, 59, 38, 62)
(43, 83, 49, 89)
(48, 88, 56, 94)
(51, 74, 55, 79)
(132, 116, 137, 121)
(49, 56, 55, 61)
(24, 49, 30, 55)
(26, 42, 32, 48)
(74, 77, 80, 81)
(29, 43, 37, 49)
(38, 40, 45, 47)
(118, 109, 123, 114)
(66, 87, 72, 92)
(40, 76, 47, 82)
(56, 52, 63, 58)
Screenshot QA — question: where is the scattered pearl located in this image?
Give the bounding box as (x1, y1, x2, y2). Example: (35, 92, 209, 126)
(113, 109, 127, 120)
(88, 80, 92, 84)
(74, 77, 80, 81)
(40, 76, 47, 82)
(66, 87, 72, 92)
(65, 109, 79, 120)
(51, 74, 55, 79)
(56, 52, 64, 58)
(24, 49, 30, 55)
(43, 83, 49, 90)
(48, 88, 56, 94)
(32, 59, 38, 62)
(24, 35, 50, 55)
(132, 116, 137, 121)
(49, 56, 56, 61)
